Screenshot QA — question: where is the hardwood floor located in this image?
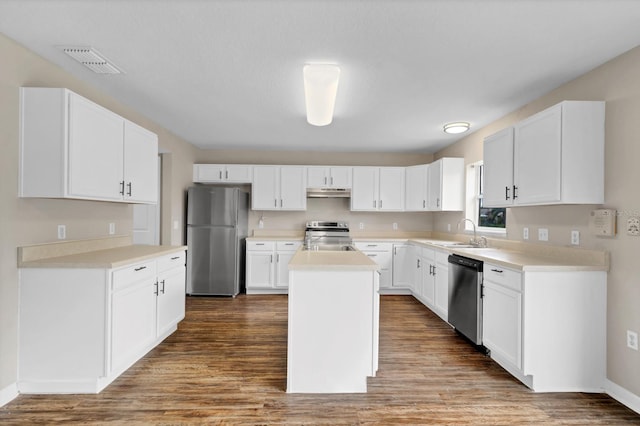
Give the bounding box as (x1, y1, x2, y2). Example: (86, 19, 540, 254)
(2, 295, 639, 425)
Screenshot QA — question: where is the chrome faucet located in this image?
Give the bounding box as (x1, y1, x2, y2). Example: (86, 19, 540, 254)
(457, 218, 486, 247)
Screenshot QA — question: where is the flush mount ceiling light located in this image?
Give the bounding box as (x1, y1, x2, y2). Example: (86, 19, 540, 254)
(303, 64, 340, 126)
(59, 46, 123, 74)
(443, 122, 470, 134)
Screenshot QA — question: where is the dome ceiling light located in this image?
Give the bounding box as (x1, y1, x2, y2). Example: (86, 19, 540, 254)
(443, 122, 470, 134)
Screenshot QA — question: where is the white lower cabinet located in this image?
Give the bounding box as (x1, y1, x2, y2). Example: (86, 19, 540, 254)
(391, 244, 414, 291)
(246, 240, 301, 294)
(354, 242, 393, 289)
(18, 250, 186, 394)
(482, 264, 522, 370)
(481, 263, 607, 392)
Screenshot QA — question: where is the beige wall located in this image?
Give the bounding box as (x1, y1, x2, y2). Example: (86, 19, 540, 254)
(436, 46, 640, 396)
(195, 150, 434, 235)
(0, 33, 196, 391)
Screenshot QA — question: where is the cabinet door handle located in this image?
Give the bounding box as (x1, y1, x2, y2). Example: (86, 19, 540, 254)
(417, 259, 420, 268)
(126, 182, 132, 197)
(330, 176, 334, 185)
(324, 176, 327, 185)
(423, 200, 426, 208)
(432, 265, 436, 276)
(373, 200, 377, 208)
(491, 268, 504, 273)
(270, 254, 273, 263)
(513, 185, 518, 199)
(225, 170, 228, 179)
(505, 186, 510, 200)
(160, 279, 166, 294)
(119, 181, 125, 196)
(379, 200, 383, 208)
(394, 247, 397, 255)
(274, 199, 277, 207)
(437, 198, 440, 208)
(134, 266, 147, 271)
(154, 281, 159, 296)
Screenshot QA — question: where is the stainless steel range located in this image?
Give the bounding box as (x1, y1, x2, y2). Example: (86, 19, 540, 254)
(303, 221, 355, 251)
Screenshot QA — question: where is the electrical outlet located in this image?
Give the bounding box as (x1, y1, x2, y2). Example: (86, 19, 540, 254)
(627, 330, 638, 351)
(571, 230, 580, 245)
(538, 228, 549, 241)
(109, 223, 116, 235)
(57, 225, 66, 240)
(359, 222, 364, 230)
(523, 227, 529, 240)
(628, 217, 640, 236)
(392, 222, 398, 230)
(447, 224, 451, 232)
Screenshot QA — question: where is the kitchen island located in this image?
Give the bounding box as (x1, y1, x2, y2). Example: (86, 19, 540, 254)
(286, 248, 380, 393)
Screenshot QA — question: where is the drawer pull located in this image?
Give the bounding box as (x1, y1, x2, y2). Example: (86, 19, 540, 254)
(491, 268, 503, 273)
(134, 266, 147, 272)
(171, 256, 180, 260)
(285, 243, 294, 246)
(256, 243, 265, 246)
(368, 254, 378, 257)
(367, 244, 377, 247)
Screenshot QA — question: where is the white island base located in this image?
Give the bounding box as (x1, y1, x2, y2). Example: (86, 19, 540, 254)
(287, 251, 379, 393)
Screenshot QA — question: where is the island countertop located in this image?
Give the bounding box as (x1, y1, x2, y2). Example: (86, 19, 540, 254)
(288, 248, 379, 271)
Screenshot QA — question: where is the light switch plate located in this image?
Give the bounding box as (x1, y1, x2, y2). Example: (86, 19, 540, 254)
(571, 230, 580, 245)
(109, 223, 116, 235)
(523, 227, 529, 240)
(57, 225, 66, 240)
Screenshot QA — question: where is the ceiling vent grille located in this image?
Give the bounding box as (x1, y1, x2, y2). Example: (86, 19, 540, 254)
(59, 46, 123, 74)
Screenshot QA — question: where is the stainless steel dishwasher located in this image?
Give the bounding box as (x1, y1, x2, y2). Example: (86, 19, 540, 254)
(448, 254, 483, 345)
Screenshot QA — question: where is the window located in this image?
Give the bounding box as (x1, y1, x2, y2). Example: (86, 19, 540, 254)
(466, 161, 506, 232)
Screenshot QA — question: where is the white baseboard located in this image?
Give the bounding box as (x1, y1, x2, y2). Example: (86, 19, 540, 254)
(0, 382, 18, 407)
(605, 379, 640, 415)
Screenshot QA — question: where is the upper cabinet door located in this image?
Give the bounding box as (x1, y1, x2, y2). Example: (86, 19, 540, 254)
(351, 167, 378, 211)
(378, 167, 405, 211)
(252, 166, 279, 210)
(405, 165, 427, 211)
(306, 167, 329, 188)
(193, 164, 225, 182)
(225, 165, 253, 183)
(123, 120, 158, 204)
(483, 128, 515, 207)
(67, 93, 124, 201)
(514, 104, 562, 205)
(279, 166, 306, 210)
(329, 167, 352, 188)
(427, 161, 442, 210)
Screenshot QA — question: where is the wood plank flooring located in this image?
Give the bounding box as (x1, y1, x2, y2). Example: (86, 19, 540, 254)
(1, 295, 639, 425)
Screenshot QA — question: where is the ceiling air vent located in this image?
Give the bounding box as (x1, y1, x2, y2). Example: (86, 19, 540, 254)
(59, 46, 123, 74)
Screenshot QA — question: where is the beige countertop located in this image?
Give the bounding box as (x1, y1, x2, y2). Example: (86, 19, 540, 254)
(289, 248, 379, 271)
(247, 233, 609, 273)
(18, 236, 187, 269)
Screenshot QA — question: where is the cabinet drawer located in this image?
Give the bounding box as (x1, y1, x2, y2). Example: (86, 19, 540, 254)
(484, 263, 521, 292)
(435, 250, 449, 264)
(276, 241, 302, 251)
(247, 241, 275, 251)
(112, 260, 156, 291)
(354, 242, 393, 251)
(157, 251, 186, 273)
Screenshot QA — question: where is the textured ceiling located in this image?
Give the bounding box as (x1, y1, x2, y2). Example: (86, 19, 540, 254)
(1, 0, 640, 153)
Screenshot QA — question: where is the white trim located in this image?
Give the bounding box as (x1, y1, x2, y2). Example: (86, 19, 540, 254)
(605, 379, 640, 415)
(0, 382, 19, 407)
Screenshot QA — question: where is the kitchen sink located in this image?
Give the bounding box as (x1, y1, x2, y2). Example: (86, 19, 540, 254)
(437, 242, 485, 249)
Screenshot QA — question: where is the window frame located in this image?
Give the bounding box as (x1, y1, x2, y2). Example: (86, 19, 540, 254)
(465, 161, 507, 235)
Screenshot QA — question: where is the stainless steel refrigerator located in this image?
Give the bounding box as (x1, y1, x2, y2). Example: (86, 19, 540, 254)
(186, 186, 249, 296)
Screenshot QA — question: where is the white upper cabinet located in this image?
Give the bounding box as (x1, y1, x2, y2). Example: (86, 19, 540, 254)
(427, 158, 464, 211)
(251, 165, 306, 210)
(19, 88, 158, 204)
(351, 167, 405, 211)
(306, 166, 352, 188)
(482, 127, 515, 207)
(193, 164, 253, 183)
(405, 165, 428, 211)
(123, 121, 159, 203)
(483, 101, 605, 207)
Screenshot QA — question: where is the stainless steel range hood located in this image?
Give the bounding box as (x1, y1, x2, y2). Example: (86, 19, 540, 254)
(306, 188, 351, 198)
